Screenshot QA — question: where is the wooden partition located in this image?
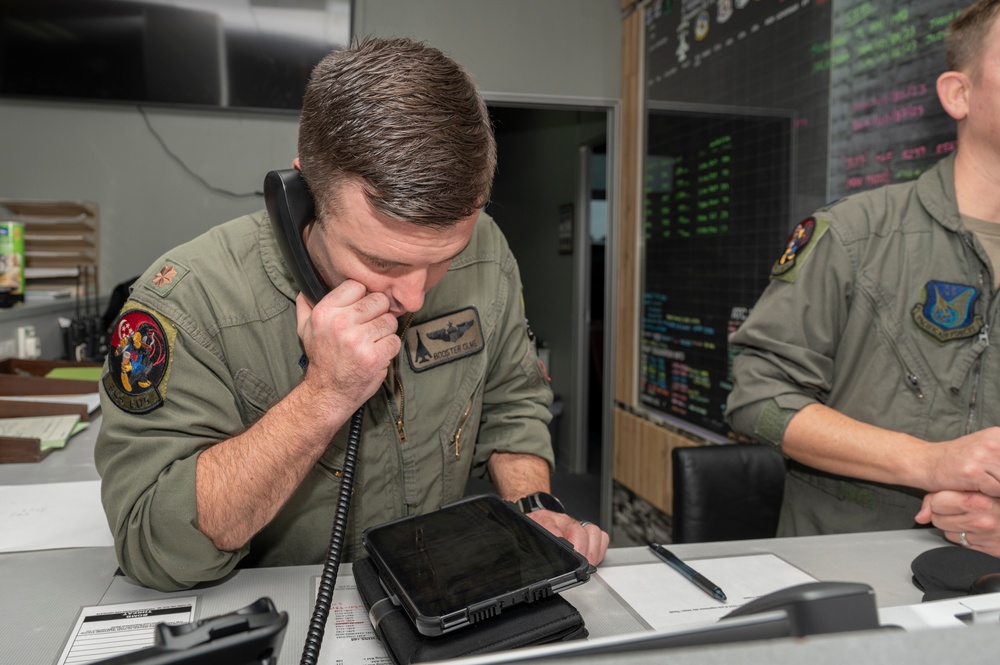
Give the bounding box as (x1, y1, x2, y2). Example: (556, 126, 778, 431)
(612, 0, 704, 517)
(613, 409, 697, 514)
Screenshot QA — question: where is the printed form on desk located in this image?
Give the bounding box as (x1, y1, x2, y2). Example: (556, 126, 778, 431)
(320, 567, 392, 665)
(596, 553, 817, 630)
(57, 597, 198, 665)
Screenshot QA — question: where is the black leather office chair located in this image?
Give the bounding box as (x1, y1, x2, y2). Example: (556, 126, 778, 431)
(671, 443, 786, 544)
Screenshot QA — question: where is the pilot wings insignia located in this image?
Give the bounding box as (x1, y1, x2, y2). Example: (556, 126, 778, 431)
(426, 319, 475, 343)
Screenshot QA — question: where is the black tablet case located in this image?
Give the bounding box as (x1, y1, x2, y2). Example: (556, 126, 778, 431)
(361, 495, 591, 637)
(353, 557, 588, 665)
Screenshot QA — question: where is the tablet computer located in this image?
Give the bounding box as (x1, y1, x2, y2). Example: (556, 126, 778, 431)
(361, 494, 592, 637)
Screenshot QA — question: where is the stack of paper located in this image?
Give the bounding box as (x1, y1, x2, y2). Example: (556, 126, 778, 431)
(0, 414, 88, 451)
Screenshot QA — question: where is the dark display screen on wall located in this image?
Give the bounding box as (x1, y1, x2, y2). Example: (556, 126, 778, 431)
(0, 0, 351, 112)
(639, 107, 792, 439)
(640, 0, 968, 441)
(828, 1, 964, 198)
(644, 0, 831, 222)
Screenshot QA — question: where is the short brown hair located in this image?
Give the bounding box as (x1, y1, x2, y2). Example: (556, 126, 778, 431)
(297, 37, 496, 227)
(945, 0, 1000, 75)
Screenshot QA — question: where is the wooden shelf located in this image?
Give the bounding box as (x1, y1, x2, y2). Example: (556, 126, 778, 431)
(1, 199, 99, 298)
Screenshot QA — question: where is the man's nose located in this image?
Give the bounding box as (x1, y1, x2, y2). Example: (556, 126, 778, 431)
(391, 270, 429, 313)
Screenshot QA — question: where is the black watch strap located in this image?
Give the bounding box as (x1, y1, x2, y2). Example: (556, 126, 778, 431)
(516, 492, 566, 514)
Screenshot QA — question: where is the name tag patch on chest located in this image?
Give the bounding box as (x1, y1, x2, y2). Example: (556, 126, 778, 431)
(405, 307, 484, 372)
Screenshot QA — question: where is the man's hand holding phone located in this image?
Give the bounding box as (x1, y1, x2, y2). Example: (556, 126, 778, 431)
(296, 279, 401, 418)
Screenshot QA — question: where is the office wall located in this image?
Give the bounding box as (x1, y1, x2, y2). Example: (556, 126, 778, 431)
(354, 0, 621, 100)
(0, 0, 621, 351)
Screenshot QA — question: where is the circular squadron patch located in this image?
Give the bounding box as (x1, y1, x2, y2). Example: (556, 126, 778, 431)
(103, 309, 171, 413)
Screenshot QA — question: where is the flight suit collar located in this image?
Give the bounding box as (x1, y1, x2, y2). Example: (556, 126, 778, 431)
(257, 209, 301, 301)
(918, 153, 961, 233)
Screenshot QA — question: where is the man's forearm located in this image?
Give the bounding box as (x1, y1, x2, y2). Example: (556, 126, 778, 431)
(782, 403, 932, 489)
(487, 451, 551, 502)
(195, 382, 354, 551)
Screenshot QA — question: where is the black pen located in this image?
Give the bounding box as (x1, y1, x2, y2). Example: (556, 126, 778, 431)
(650, 543, 727, 602)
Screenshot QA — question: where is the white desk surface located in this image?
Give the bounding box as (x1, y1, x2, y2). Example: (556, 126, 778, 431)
(0, 415, 985, 664)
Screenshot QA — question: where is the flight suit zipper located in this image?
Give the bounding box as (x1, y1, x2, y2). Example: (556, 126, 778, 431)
(965, 251, 991, 433)
(452, 398, 474, 459)
(391, 313, 415, 443)
(966, 319, 990, 435)
(862, 288, 924, 399)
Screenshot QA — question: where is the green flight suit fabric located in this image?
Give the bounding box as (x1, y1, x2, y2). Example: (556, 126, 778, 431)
(727, 154, 1000, 535)
(95, 209, 554, 591)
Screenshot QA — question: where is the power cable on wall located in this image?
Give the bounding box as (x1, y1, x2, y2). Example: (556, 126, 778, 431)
(137, 105, 264, 198)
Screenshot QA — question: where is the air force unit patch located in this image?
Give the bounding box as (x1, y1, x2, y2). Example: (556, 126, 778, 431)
(770, 216, 832, 282)
(103, 309, 175, 413)
(405, 306, 484, 372)
(912, 280, 983, 342)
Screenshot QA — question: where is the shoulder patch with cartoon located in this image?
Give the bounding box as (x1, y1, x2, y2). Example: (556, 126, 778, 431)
(911, 280, 983, 343)
(404, 307, 484, 372)
(771, 216, 830, 282)
(102, 309, 176, 413)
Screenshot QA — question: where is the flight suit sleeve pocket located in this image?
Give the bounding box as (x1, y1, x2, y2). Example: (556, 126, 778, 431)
(233, 368, 279, 425)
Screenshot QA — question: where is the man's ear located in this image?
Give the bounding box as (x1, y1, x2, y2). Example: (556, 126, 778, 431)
(937, 70, 971, 121)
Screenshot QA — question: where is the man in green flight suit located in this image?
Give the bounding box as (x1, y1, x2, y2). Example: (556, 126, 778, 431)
(728, 0, 1000, 557)
(96, 37, 609, 591)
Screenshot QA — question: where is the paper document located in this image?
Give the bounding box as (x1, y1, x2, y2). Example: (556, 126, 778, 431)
(0, 413, 84, 449)
(597, 553, 817, 630)
(319, 568, 392, 665)
(0, 480, 114, 552)
(56, 597, 197, 665)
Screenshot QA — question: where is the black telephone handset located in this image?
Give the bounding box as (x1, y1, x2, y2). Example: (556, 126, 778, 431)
(263, 169, 327, 306)
(722, 581, 880, 637)
(263, 168, 364, 665)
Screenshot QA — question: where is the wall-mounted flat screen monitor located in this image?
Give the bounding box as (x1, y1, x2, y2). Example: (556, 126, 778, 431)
(0, 0, 351, 112)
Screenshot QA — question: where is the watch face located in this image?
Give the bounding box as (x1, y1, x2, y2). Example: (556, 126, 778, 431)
(526, 492, 565, 514)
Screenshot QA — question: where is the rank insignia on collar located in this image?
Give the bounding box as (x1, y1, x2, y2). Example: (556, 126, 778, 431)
(405, 306, 484, 372)
(102, 309, 174, 413)
(912, 280, 983, 343)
